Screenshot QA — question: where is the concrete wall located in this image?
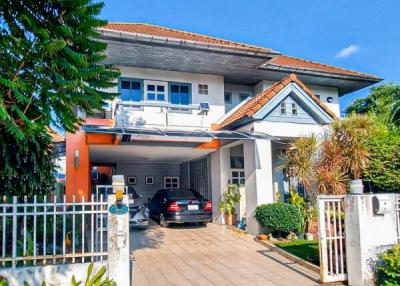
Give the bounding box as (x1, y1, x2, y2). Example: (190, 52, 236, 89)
(224, 83, 254, 112)
(0, 262, 107, 286)
(254, 120, 328, 138)
(345, 194, 398, 286)
(115, 162, 181, 200)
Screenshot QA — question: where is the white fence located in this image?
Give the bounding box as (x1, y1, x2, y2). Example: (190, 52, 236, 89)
(317, 195, 347, 283)
(0, 195, 108, 269)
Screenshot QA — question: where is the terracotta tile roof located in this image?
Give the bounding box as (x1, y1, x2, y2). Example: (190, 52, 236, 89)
(267, 55, 379, 79)
(101, 22, 272, 53)
(47, 128, 65, 143)
(217, 74, 336, 130)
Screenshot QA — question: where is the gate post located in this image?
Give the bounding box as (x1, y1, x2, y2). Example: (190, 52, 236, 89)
(107, 175, 130, 286)
(345, 193, 397, 286)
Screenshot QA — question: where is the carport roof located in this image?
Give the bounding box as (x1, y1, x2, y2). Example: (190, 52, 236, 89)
(83, 125, 270, 141)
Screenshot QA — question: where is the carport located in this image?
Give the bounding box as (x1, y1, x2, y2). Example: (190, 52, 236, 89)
(83, 125, 267, 203)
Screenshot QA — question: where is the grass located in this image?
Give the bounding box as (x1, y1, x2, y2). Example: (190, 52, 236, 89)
(274, 239, 320, 265)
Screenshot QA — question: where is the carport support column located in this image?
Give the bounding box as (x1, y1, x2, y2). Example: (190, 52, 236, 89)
(244, 139, 274, 235)
(210, 146, 231, 223)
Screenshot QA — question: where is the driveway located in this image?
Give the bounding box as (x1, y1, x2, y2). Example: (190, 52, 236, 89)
(130, 222, 319, 286)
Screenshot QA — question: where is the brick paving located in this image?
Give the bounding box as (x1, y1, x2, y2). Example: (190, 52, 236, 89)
(130, 222, 320, 286)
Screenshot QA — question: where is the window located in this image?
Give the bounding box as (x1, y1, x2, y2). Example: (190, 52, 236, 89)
(224, 92, 232, 104)
(198, 84, 208, 95)
(119, 79, 142, 102)
(239, 93, 250, 101)
(280, 102, 286, 115)
(232, 170, 245, 186)
(164, 176, 180, 189)
(292, 103, 298, 115)
(145, 81, 167, 102)
(169, 83, 191, 105)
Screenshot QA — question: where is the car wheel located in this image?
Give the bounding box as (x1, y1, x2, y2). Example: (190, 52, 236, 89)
(160, 213, 168, 228)
(201, 221, 208, 226)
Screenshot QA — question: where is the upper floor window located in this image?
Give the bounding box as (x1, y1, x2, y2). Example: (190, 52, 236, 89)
(280, 102, 286, 115)
(145, 81, 167, 102)
(169, 83, 191, 105)
(224, 92, 232, 104)
(239, 93, 250, 101)
(198, 84, 208, 95)
(291, 103, 298, 115)
(119, 79, 142, 102)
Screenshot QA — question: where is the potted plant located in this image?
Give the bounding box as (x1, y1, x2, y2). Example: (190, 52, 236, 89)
(219, 183, 241, 225)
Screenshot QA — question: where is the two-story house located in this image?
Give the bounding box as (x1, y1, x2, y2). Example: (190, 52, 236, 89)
(66, 23, 381, 233)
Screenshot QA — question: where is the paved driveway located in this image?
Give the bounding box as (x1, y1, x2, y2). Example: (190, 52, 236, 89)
(130, 222, 319, 286)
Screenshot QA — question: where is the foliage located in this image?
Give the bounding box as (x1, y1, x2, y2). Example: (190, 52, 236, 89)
(281, 134, 318, 196)
(0, 130, 56, 197)
(288, 189, 312, 233)
(0, 263, 116, 286)
(363, 123, 400, 192)
(376, 244, 400, 286)
(274, 240, 319, 265)
(345, 83, 400, 126)
(255, 203, 303, 236)
(220, 183, 241, 215)
(0, 0, 120, 139)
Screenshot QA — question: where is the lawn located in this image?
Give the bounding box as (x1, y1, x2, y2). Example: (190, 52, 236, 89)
(274, 240, 319, 265)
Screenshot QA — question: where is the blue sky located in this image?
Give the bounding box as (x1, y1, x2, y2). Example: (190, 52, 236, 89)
(101, 0, 400, 112)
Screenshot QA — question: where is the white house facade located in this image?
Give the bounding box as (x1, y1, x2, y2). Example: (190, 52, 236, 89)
(65, 23, 381, 234)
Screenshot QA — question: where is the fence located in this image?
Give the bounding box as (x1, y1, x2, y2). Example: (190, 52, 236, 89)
(317, 195, 347, 283)
(0, 195, 108, 269)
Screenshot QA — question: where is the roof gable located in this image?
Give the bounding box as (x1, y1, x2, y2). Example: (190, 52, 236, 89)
(217, 74, 336, 129)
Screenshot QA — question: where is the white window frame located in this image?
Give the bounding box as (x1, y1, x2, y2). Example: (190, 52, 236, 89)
(231, 169, 245, 187)
(198, 84, 208, 95)
(280, 102, 286, 115)
(144, 80, 168, 102)
(291, 103, 298, 115)
(164, 176, 180, 189)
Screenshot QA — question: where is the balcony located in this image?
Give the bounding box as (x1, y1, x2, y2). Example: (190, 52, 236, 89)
(114, 100, 222, 130)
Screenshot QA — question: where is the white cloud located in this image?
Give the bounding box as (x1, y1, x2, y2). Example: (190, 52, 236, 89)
(336, 45, 360, 58)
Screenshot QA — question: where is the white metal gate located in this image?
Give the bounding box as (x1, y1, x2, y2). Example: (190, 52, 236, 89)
(317, 195, 347, 283)
(396, 194, 400, 243)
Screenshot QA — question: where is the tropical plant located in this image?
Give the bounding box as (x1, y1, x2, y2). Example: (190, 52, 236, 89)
(376, 244, 400, 286)
(255, 203, 303, 236)
(220, 183, 241, 216)
(281, 134, 318, 196)
(0, 263, 116, 286)
(288, 189, 312, 233)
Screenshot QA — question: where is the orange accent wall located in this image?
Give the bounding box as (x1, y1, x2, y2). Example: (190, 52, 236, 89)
(86, 133, 114, 144)
(66, 130, 90, 202)
(196, 139, 220, 149)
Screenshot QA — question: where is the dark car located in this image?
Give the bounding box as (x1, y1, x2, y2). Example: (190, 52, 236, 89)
(148, 189, 212, 227)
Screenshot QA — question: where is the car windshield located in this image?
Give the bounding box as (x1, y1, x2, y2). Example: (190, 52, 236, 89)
(166, 189, 203, 200)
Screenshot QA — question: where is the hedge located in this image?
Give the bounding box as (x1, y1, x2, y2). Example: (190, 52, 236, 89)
(255, 203, 303, 235)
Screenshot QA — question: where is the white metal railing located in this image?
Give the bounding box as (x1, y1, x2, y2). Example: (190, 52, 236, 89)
(317, 195, 347, 283)
(0, 195, 108, 269)
(396, 194, 400, 243)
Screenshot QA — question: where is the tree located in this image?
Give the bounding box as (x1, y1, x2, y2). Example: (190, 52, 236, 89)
(0, 0, 120, 196)
(345, 83, 400, 126)
(0, 0, 120, 139)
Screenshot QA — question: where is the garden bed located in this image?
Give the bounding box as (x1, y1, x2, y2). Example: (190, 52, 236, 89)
(273, 239, 319, 265)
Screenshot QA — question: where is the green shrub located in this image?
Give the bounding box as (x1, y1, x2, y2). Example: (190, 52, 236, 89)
(376, 245, 400, 286)
(255, 203, 303, 236)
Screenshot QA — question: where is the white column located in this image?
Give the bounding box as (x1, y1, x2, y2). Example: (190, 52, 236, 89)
(345, 194, 398, 286)
(244, 139, 274, 234)
(210, 147, 230, 223)
(107, 194, 130, 286)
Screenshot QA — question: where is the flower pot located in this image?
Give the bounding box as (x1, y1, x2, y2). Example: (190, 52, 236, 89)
(224, 213, 237, 226)
(350, 179, 364, 194)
